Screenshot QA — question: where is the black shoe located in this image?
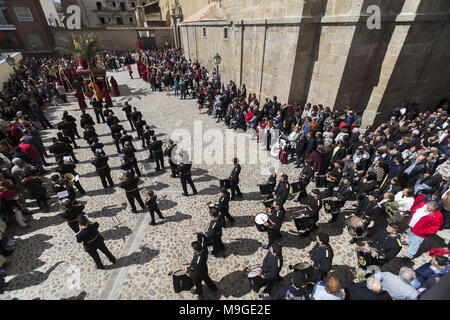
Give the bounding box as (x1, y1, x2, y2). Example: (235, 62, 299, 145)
(263, 245, 270, 249)
(349, 238, 356, 244)
(182, 193, 189, 196)
(170, 175, 176, 178)
(193, 190, 198, 195)
(110, 258, 116, 264)
(150, 221, 156, 226)
(132, 210, 137, 214)
(159, 215, 165, 220)
(190, 289, 201, 295)
(96, 265, 105, 270)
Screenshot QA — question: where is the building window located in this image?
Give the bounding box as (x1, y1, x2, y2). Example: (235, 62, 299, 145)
(224, 27, 228, 39)
(120, 2, 125, 11)
(100, 17, 105, 24)
(112, 2, 116, 7)
(142, 2, 145, 6)
(27, 34, 43, 47)
(96, 2, 102, 10)
(13, 7, 33, 22)
(131, 2, 135, 7)
(203, 27, 206, 37)
(129, 17, 133, 23)
(116, 16, 123, 25)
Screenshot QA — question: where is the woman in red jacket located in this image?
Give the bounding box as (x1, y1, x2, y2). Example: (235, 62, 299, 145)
(403, 200, 444, 259)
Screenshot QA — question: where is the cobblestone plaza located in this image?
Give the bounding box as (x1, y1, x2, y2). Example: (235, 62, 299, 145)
(1, 67, 448, 300)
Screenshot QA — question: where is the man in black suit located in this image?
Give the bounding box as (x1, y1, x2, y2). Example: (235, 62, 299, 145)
(186, 241, 218, 295)
(121, 102, 134, 130)
(118, 170, 146, 213)
(148, 136, 164, 171)
(91, 98, 105, 123)
(76, 215, 116, 269)
(344, 276, 391, 300)
(401, 154, 426, 186)
(230, 157, 242, 200)
(216, 187, 235, 227)
(273, 174, 289, 206)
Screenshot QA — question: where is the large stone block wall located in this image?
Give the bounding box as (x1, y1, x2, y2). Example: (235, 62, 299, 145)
(181, 21, 299, 104)
(179, 0, 449, 124)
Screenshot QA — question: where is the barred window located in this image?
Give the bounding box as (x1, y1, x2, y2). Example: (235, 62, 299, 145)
(14, 7, 33, 22)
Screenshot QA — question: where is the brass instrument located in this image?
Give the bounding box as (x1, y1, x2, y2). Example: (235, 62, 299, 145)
(119, 174, 126, 181)
(64, 173, 75, 187)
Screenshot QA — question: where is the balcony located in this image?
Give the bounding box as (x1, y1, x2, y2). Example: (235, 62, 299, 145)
(93, 7, 135, 13)
(0, 16, 15, 30)
(0, 24, 15, 31)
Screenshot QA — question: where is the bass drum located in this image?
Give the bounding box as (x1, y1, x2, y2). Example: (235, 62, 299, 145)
(173, 269, 193, 293)
(291, 262, 315, 286)
(247, 266, 263, 292)
(254, 213, 269, 232)
(346, 216, 367, 238)
(355, 246, 383, 270)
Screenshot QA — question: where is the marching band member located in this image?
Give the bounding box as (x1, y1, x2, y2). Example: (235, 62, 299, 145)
(145, 189, 165, 226)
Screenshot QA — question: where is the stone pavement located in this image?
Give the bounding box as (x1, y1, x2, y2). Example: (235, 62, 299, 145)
(1, 66, 448, 300)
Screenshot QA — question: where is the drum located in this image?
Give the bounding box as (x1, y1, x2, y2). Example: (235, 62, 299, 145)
(208, 203, 218, 214)
(220, 178, 231, 189)
(315, 175, 328, 188)
(247, 266, 263, 291)
(355, 246, 382, 270)
(254, 213, 269, 232)
(259, 184, 274, 197)
(173, 269, 193, 293)
(291, 262, 315, 286)
(294, 215, 316, 232)
(263, 198, 274, 208)
(323, 198, 338, 214)
(346, 216, 367, 238)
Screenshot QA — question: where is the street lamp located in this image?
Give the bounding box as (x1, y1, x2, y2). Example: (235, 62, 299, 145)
(213, 52, 221, 81)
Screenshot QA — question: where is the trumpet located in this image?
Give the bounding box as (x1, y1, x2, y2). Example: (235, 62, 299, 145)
(119, 174, 127, 181)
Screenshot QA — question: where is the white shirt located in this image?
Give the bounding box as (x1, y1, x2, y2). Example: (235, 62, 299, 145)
(311, 283, 344, 300)
(409, 205, 433, 228)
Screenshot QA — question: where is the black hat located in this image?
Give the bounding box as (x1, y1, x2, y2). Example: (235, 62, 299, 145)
(317, 232, 329, 245)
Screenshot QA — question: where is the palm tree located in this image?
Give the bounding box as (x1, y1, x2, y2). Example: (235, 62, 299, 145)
(57, 33, 103, 71)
